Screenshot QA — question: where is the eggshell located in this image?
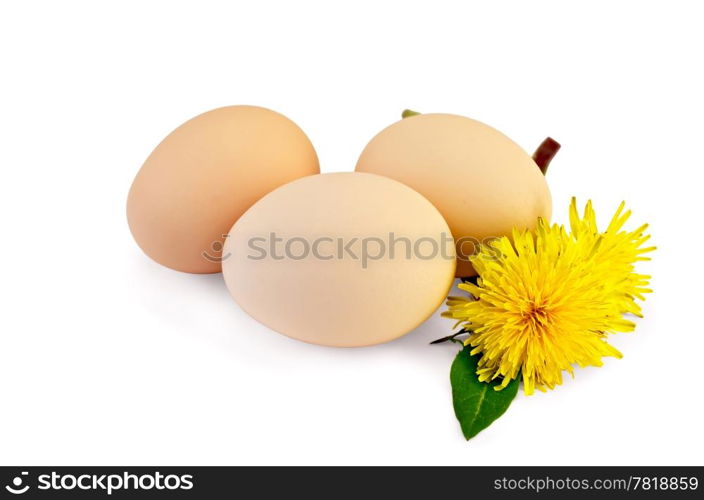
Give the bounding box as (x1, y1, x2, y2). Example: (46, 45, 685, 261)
(223, 172, 456, 347)
(127, 105, 319, 273)
(355, 113, 551, 276)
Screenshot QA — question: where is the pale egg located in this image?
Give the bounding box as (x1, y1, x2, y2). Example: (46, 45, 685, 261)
(222, 172, 456, 347)
(356, 113, 552, 276)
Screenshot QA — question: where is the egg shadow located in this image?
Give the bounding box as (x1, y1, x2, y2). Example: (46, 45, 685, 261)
(127, 249, 465, 370)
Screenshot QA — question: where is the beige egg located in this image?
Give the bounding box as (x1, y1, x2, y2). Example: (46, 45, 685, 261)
(223, 172, 456, 347)
(127, 105, 319, 273)
(356, 113, 552, 277)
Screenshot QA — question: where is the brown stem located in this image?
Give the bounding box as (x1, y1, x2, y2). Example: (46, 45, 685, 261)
(430, 328, 470, 345)
(532, 137, 561, 175)
(402, 109, 420, 118)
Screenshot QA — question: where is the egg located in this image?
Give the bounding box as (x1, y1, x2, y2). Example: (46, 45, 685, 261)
(127, 105, 319, 273)
(355, 113, 552, 277)
(222, 172, 456, 347)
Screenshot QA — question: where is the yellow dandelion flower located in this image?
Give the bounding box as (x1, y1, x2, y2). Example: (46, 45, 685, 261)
(443, 199, 654, 395)
(569, 198, 655, 316)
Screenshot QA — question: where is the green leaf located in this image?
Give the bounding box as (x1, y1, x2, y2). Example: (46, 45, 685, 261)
(450, 346, 520, 440)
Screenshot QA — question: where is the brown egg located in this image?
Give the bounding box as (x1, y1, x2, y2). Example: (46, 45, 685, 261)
(356, 113, 552, 276)
(222, 172, 456, 347)
(127, 105, 319, 273)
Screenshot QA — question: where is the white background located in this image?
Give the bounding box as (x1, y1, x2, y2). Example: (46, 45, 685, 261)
(1, 0, 702, 466)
